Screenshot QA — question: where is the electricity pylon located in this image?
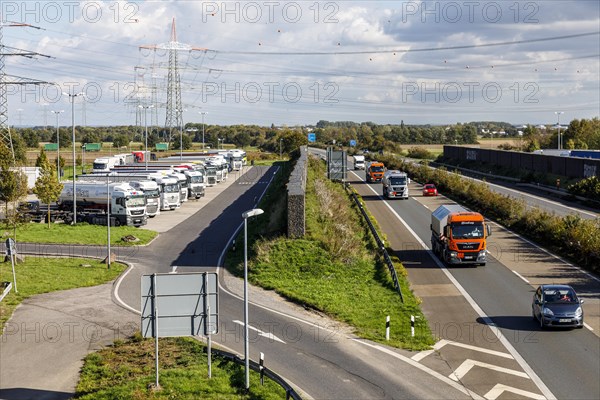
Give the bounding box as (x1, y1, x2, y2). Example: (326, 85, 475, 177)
(139, 18, 206, 142)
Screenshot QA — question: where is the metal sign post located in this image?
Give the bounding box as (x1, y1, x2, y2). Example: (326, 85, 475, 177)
(6, 239, 17, 293)
(141, 272, 219, 386)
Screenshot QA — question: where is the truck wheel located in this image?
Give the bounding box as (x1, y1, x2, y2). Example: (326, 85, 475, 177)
(114, 219, 121, 227)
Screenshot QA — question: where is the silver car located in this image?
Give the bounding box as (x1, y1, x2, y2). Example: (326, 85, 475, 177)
(532, 284, 584, 329)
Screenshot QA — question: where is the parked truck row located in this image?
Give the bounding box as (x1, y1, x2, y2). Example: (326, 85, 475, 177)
(19, 151, 247, 227)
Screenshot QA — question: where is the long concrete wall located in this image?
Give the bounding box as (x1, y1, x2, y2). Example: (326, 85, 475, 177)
(444, 146, 600, 179)
(287, 147, 308, 238)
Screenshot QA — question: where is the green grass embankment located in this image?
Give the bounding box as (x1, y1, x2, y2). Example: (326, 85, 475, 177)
(226, 155, 434, 350)
(4, 223, 157, 246)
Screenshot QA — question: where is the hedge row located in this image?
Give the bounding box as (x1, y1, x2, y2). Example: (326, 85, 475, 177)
(568, 176, 600, 199)
(375, 154, 600, 274)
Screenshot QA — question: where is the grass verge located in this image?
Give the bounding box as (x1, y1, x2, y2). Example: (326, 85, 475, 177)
(2, 222, 157, 246)
(226, 155, 434, 350)
(0, 258, 126, 331)
(75, 335, 287, 399)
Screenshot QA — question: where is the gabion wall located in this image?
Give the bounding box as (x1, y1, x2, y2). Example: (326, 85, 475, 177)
(287, 147, 308, 238)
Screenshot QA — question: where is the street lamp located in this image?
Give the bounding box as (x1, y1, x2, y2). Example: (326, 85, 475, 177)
(51, 110, 64, 181)
(139, 105, 154, 171)
(241, 208, 264, 391)
(106, 172, 112, 270)
(63, 91, 84, 224)
(555, 111, 564, 150)
(200, 111, 207, 150)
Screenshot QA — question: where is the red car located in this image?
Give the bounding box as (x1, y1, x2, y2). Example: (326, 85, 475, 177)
(423, 184, 438, 196)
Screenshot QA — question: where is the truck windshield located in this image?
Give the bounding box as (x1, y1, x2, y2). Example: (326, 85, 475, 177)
(163, 184, 179, 193)
(145, 189, 160, 198)
(93, 162, 107, 170)
(126, 196, 146, 207)
(370, 166, 384, 172)
(190, 175, 204, 183)
(390, 177, 407, 185)
(451, 223, 484, 239)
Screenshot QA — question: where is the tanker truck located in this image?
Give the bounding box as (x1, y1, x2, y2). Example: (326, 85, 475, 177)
(430, 204, 491, 266)
(59, 181, 147, 227)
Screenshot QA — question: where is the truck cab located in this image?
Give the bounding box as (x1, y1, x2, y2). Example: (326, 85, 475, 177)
(382, 170, 409, 199)
(129, 180, 161, 217)
(366, 161, 385, 183)
(353, 155, 365, 170)
(149, 175, 181, 210)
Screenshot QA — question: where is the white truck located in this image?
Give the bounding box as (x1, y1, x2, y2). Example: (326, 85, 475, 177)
(59, 181, 147, 226)
(382, 170, 409, 199)
(353, 155, 365, 170)
(92, 157, 120, 173)
(149, 174, 181, 211)
(128, 180, 161, 217)
(183, 170, 205, 199)
(227, 150, 245, 171)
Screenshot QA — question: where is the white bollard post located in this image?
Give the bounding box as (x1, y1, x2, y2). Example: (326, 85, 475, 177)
(385, 316, 390, 341)
(411, 315, 415, 337)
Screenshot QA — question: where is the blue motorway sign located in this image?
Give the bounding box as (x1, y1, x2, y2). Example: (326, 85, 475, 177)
(308, 133, 316, 142)
(349, 140, 357, 147)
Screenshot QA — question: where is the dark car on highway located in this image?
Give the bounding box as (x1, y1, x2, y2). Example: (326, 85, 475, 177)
(532, 284, 584, 329)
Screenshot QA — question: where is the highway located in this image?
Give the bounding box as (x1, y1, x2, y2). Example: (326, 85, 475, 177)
(346, 164, 599, 399)
(9, 158, 599, 399)
(109, 165, 473, 399)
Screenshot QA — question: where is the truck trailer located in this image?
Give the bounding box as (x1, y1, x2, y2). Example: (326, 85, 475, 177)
(59, 181, 147, 227)
(430, 204, 491, 266)
(382, 170, 409, 199)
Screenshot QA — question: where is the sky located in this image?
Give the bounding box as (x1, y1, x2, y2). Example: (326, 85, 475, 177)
(2, 0, 599, 128)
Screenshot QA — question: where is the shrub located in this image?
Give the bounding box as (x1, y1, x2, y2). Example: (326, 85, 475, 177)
(568, 176, 600, 199)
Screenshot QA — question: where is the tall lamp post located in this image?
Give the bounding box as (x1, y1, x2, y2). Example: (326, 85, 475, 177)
(555, 111, 564, 150)
(241, 208, 264, 391)
(200, 112, 207, 150)
(106, 172, 112, 269)
(51, 110, 64, 181)
(63, 91, 84, 224)
(139, 105, 154, 171)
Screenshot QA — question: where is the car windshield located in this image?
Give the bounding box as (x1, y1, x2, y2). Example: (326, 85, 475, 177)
(425, 185, 435, 189)
(544, 289, 577, 303)
(370, 166, 384, 172)
(451, 222, 484, 239)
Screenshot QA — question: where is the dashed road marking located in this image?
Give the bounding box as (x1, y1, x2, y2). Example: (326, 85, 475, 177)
(512, 270, 530, 284)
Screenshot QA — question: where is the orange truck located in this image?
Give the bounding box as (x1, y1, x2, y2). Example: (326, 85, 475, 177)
(430, 205, 492, 266)
(365, 161, 385, 183)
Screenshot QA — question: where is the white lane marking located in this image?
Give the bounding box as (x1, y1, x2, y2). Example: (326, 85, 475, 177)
(113, 262, 141, 315)
(512, 270, 530, 284)
(360, 181, 556, 400)
(450, 359, 530, 382)
(436, 339, 513, 359)
(411, 349, 435, 362)
(170, 265, 178, 274)
(583, 322, 594, 331)
(232, 320, 286, 344)
(485, 383, 546, 400)
(357, 340, 485, 400)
